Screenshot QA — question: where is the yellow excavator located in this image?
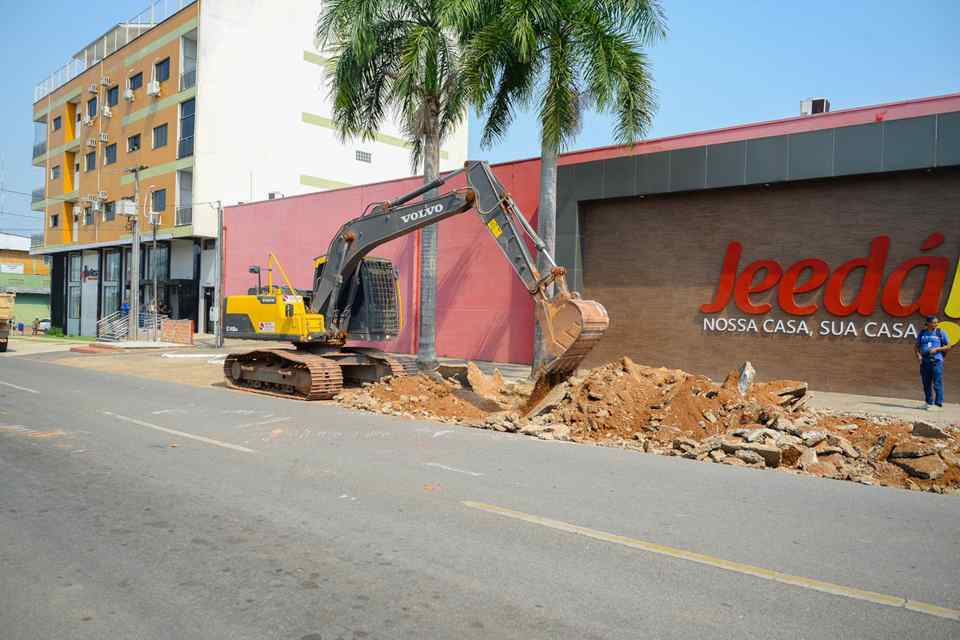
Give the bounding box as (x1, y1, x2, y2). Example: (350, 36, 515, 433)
(222, 160, 608, 400)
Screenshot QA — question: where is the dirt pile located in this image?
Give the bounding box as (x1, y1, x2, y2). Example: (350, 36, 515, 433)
(334, 357, 960, 495)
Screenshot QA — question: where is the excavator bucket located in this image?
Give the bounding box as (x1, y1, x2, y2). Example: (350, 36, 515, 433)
(531, 279, 610, 392)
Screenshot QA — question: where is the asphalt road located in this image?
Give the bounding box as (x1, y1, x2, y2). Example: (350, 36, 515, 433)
(1, 356, 958, 639)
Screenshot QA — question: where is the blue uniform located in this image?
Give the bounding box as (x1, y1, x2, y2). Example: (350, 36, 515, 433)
(916, 328, 949, 406)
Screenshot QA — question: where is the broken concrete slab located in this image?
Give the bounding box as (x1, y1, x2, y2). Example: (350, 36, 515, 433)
(893, 455, 947, 480)
(912, 421, 950, 440)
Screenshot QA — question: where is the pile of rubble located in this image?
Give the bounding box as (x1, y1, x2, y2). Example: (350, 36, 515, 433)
(334, 358, 960, 494)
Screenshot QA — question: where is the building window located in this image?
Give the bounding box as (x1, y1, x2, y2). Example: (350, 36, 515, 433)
(103, 249, 121, 315)
(51, 165, 61, 180)
(151, 188, 166, 213)
(68, 286, 81, 319)
(145, 244, 170, 280)
(155, 58, 170, 83)
(87, 96, 98, 118)
(104, 143, 117, 165)
(129, 72, 143, 91)
(85, 151, 96, 171)
(83, 206, 93, 225)
(107, 85, 119, 107)
(128, 134, 141, 152)
(53, 116, 62, 131)
(178, 98, 194, 158)
(69, 253, 81, 282)
(356, 150, 372, 163)
(103, 201, 116, 222)
(50, 213, 59, 228)
(153, 123, 168, 149)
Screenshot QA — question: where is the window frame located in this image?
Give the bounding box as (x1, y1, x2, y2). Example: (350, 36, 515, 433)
(87, 96, 98, 118)
(83, 206, 93, 226)
(51, 165, 61, 180)
(53, 116, 62, 131)
(127, 133, 141, 153)
(155, 57, 171, 83)
(107, 85, 119, 107)
(129, 72, 143, 91)
(103, 201, 116, 222)
(151, 188, 167, 213)
(104, 143, 117, 165)
(85, 151, 96, 172)
(50, 213, 60, 228)
(153, 123, 168, 149)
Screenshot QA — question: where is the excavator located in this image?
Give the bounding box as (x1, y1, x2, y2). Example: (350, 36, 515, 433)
(222, 160, 608, 400)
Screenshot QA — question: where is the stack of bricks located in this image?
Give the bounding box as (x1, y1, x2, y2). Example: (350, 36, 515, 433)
(160, 319, 194, 345)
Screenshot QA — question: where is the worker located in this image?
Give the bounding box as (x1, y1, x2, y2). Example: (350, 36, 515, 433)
(31, 318, 39, 336)
(915, 315, 952, 411)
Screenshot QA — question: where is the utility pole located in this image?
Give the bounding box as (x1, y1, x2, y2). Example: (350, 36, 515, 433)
(126, 165, 147, 341)
(215, 200, 224, 348)
(151, 204, 159, 341)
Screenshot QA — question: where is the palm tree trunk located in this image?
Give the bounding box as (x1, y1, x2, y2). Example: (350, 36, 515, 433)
(416, 117, 442, 371)
(532, 136, 558, 375)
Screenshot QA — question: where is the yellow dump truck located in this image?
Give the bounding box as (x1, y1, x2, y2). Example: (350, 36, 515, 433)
(0, 293, 14, 352)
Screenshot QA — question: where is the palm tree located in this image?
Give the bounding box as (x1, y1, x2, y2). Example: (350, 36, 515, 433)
(462, 0, 665, 370)
(317, 0, 466, 371)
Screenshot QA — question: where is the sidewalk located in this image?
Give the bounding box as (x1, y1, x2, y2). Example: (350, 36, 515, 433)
(809, 390, 959, 425)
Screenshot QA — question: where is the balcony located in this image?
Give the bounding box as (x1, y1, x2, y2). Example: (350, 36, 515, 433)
(32, 141, 47, 159)
(32, 187, 45, 206)
(177, 136, 194, 159)
(31, 234, 44, 250)
(33, 0, 197, 102)
(175, 206, 192, 226)
(180, 68, 196, 91)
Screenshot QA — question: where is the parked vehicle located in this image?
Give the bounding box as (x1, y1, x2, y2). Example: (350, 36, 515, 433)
(38, 319, 51, 333)
(0, 293, 16, 352)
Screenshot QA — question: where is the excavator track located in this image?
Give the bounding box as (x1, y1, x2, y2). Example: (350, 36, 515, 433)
(223, 350, 344, 401)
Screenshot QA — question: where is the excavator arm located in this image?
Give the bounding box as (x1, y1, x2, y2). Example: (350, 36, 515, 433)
(312, 160, 609, 383)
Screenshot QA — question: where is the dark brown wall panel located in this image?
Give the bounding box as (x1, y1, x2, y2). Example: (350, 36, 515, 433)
(580, 168, 960, 399)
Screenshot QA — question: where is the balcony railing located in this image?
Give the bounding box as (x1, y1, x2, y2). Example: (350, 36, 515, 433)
(33, 0, 197, 103)
(175, 206, 192, 226)
(31, 234, 44, 249)
(32, 188, 45, 205)
(33, 141, 47, 159)
(180, 68, 196, 91)
(177, 136, 194, 159)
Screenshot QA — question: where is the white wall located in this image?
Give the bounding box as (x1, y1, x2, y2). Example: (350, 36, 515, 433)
(192, 0, 468, 225)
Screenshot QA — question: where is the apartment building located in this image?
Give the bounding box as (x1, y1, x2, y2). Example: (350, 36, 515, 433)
(30, 0, 468, 337)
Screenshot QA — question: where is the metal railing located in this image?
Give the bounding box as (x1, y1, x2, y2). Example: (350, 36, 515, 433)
(31, 234, 44, 249)
(177, 136, 194, 159)
(180, 68, 196, 91)
(96, 309, 169, 341)
(32, 188, 45, 204)
(32, 141, 47, 159)
(34, 0, 197, 103)
(175, 206, 192, 226)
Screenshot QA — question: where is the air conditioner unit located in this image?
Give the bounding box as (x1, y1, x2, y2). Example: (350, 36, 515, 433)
(96, 190, 108, 201)
(801, 97, 830, 116)
(148, 212, 162, 225)
(91, 201, 102, 212)
(101, 76, 111, 86)
(146, 80, 161, 96)
(124, 88, 135, 101)
(102, 106, 112, 118)
(88, 83, 98, 94)
(81, 114, 92, 126)
(99, 132, 109, 143)
(86, 138, 97, 148)
(72, 205, 83, 216)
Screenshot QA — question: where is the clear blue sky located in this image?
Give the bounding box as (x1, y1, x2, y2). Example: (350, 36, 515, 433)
(1, 0, 957, 237)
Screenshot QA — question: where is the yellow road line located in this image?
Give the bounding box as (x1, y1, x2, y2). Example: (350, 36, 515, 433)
(462, 501, 960, 622)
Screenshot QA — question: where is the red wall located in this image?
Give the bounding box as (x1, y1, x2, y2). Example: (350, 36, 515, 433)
(225, 159, 543, 364)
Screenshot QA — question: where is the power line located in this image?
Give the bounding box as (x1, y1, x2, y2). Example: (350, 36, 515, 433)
(0, 188, 34, 198)
(0, 211, 42, 220)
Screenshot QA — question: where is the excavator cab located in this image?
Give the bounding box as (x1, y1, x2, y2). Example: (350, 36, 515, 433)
(311, 255, 402, 341)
